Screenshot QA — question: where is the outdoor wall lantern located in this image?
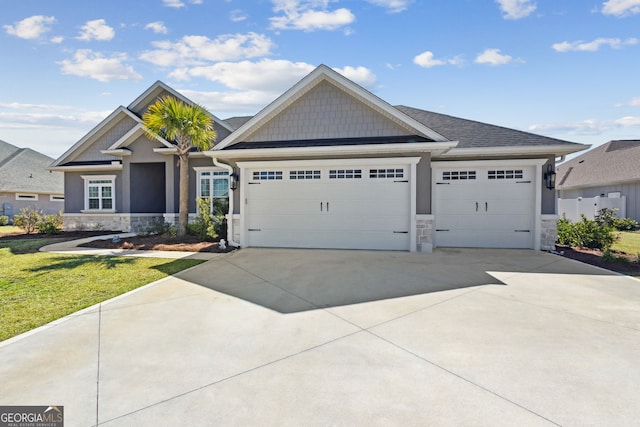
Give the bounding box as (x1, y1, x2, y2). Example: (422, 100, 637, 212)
(544, 164, 556, 189)
(229, 172, 239, 190)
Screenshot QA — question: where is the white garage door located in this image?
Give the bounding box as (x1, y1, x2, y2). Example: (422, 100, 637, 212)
(244, 163, 412, 250)
(433, 165, 535, 248)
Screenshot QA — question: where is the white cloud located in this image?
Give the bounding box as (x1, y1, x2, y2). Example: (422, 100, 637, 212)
(616, 97, 640, 107)
(230, 9, 248, 22)
(602, 0, 640, 16)
(140, 32, 274, 67)
(529, 116, 640, 135)
(50, 36, 64, 43)
(270, 0, 355, 31)
(475, 48, 513, 65)
(365, 0, 413, 13)
(177, 61, 376, 116)
(496, 0, 537, 19)
(77, 19, 115, 41)
(4, 15, 55, 40)
(145, 21, 168, 34)
(552, 37, 638, 52)
(0, 102, 74, 111)
(59, 49, 142, 82)
(414, 51, 445, 68)
(162, 0, 203, 7)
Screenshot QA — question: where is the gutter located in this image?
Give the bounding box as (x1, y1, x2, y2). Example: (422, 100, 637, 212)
(211, 157, 240, 247)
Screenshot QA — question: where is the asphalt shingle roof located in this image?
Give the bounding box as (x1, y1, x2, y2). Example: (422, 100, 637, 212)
(556, 140, 640, 189)
(394, 105, 582, 149)
(0, 140, 64, 194)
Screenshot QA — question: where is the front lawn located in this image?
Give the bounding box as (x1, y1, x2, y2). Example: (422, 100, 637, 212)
(0, 236, 205, 342)
(612, 231, 640, 256)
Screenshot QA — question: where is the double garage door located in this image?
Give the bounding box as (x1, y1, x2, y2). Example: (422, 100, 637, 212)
(433, 164, 536, 249)
(243, 161, 413, 251)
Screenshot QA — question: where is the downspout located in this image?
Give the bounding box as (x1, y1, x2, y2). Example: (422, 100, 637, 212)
(211, 157, 240, 247)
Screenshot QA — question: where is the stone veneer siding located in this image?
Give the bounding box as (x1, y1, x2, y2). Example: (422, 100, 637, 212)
(416, 215, 434, 253)
(63, 213, 164, 233)
(540, 215, 558, 251)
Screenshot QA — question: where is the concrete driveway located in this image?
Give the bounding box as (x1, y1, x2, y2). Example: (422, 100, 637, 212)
(1, 248, 639, 426)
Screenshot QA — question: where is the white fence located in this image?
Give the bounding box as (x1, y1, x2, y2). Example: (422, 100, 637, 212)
(558, 196, 626, 222)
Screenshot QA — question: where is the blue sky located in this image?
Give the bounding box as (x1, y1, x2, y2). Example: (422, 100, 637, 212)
(1, 0, 639, 158)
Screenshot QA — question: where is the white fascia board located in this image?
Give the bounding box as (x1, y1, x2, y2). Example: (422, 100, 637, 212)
(100, 149, 132, 157)
(213, 65, 449, 151)
(152, 148, 208, 158)
(433, 158, 548, 168)
(437, 144, 588, 158)
(49, 164, 123, 172)
(205, 141, 457, 160)
(51, 106, 139, 167)
(236, 157, 422, 169)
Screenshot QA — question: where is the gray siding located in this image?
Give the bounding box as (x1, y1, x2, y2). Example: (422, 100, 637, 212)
(130, 163, 166, 213)
(246, 81, 412, 143)
(542, 156, 556, 215)
(559, 182, 640, 222)
(416, 153, 431, 214)
(72, 115, 138, 163)
(0, 193, 64, 217)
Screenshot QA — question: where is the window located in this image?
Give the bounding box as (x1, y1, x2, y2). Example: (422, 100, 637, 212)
(82, 175, 116, 211)
(197, 170, 230, 212)
(488, 169, 523, 180)
(50, 195, 65, 202)
(252, 171, 283, 181)
(370, 168, 404, 179)
(16, 193, 38, 201)
(290, 170, 321, 180)
(442, 171, 476, 181)
(329, 169, 361, 179)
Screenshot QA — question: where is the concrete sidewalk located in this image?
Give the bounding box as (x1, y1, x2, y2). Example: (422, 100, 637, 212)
(40, 233, 221, 260)
(1, 248, 639, 426)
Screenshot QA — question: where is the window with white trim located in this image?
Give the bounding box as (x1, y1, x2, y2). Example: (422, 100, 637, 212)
(290, 170, 321, 180)
(252, 171, 283, 181)
(487, 169, 523, 180)
(16, 193, 38, 201)
(82, 175, 116, 211)
(197, 169, 229, 213)
(442, 171, 476, 181)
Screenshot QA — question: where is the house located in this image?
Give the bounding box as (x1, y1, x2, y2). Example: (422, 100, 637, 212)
(556, 140, 640, 222)
(0, 140, 64, 219)
(50, 65, 587, 251)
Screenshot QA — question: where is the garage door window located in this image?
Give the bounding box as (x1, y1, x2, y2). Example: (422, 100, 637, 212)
(290, 170, 321, 180)
(252, 171, 283, 181)
(329, 169, 362, 179)
(370, 168, 404, 179)
(488, 170, 523, 180)
(442, 171, 476, 180)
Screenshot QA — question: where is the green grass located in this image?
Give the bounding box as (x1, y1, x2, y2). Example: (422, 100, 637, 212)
(612, 231, 640, 256)
(0, 237, 205, 342)
(0, 225, 23, 236)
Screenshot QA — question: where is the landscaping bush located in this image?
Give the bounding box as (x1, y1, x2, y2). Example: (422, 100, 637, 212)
(189, 197, 218, 240)
(595, 208, 639, 231)
(0, 215, 9, 226)
(556, 214, 617, 251)
(614, 217, 639, 231)
(13, 207, 63, 235)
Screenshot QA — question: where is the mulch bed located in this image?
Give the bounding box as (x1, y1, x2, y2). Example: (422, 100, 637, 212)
(78, 234, 235, 253)
(555, 246, 640, 276)
(0, 230, 112, 241)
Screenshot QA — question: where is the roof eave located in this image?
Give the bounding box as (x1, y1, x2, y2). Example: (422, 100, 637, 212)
(558, 177, 640, 190)
(48, 163, 123, 172)
(205, 141, 458, 160)
(437, 144, 589, 158)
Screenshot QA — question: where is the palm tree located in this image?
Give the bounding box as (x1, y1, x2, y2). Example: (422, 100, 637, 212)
(143, 96, 216, 237)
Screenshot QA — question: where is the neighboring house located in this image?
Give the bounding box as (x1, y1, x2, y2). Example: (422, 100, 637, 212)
(50, 65, 587, 252)
(0, 140, 64, 219)
(556, 140, 640, 222)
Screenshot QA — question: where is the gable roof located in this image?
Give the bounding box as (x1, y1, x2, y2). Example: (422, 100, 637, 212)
(395, 106, 586, 157)
(213, 64, 449, 151)
(557, 140, 640, 189)
(0, 140, 63, 194)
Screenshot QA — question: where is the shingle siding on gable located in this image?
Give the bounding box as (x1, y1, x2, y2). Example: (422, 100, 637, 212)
(73, 115, 138, 163)
(245, 81, 412, 143)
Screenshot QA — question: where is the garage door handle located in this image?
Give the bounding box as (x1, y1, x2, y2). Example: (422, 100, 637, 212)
(516, 181, 531, 184)
(327, 201, 329, 212)
(248, 228, 261, 231)
(476, 202, 478, 211)
(394, 180, 409, 183)
(485, 202, 488, 212)
(393, 231, 408, 234)
(436, 229, 450, 232)
(320, 202, 323, 212)
(514, 229, 530, 232)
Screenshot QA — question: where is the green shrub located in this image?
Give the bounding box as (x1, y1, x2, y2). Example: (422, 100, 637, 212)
(189, 197, 218, 240)
(0, 215, 9, 226)
(36, 213, 63, 234)
(614, 217, 639, 231)
(595, 208, 639, 231)
(12, 207, 42, 234)
(556, 214, 617, 251)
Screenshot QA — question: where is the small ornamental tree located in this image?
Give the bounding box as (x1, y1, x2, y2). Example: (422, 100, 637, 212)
(143, 96, 216, 237)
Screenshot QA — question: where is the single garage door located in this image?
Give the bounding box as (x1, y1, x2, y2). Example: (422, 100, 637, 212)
(244, 163, 412, 250)
(433, 165, 535, 248)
